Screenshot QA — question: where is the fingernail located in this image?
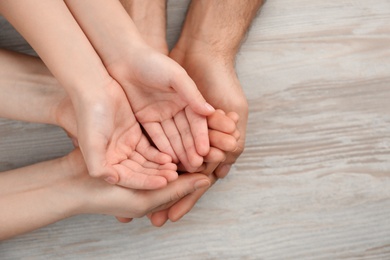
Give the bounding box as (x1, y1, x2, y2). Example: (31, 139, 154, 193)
(104, 176, 117, 185)
(205, 103, 215, 112)
(194, 179, 210, 190)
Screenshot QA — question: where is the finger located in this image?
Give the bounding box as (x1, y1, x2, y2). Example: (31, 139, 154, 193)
(232, 128, 241, 141)
(215, 163, 232, 179)
(136, 133, 173, 164)
(208, 110, 237, 134)
(113, 163, 168, 189)
(168, 174, 217, 222)
(80, 135, 118, 184)
(199, 162, 219, 176)
(227, 111, 240, 124)
(209, 130, 238, 152)
(115, 217, 133, 223)
(204, 147, 227, 163)
(162, 119, 197, 172)
(186, 106, 210, 156)
(215, 109, 226, 115)
(177, 162, 206, 173)
(130, 151, 177, 172)
(149, 210, 169, 227)
(142, 122, 178, 163)
(169, 65, 215, 116)
(146, 173, 211, 213)
(174, 110, 203, 168)
(119, 159, 178, 184)
(214, 136, 245, 179)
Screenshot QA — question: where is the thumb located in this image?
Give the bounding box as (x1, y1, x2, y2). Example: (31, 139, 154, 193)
(170, 67, 215, 116)
(148, 173, 211, 213)
(80, 138, 118, 184)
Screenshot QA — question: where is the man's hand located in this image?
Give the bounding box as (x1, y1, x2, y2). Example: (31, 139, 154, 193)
(118, 0, 263, 225)
(170, 48, 248, 178)
(148, 0, 264, 224)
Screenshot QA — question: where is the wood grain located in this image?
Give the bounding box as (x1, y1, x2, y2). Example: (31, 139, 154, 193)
(1, 0, 390, 259)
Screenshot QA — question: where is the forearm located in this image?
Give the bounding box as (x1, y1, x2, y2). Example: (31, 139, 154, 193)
(177, 0, 264, 63)
(0, 0, 112, 101)
(64, 0, 146, 67)
(0, 50, 64, 125)
(0, 156, 83, 240)
(119, 0, 168, 53)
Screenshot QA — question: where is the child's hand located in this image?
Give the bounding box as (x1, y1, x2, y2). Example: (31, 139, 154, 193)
(108, 47, 214, 173)
(60, 79, 180, 189)
(117, 109, 240, 226)
(63, 0, 215, 173)
(176, 109, 240, 173)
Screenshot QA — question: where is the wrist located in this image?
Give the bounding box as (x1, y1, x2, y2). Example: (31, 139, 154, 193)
(58, 150, 92, 216)
(176, 2, 238, 63)
(175, 0, 263, 64)
(120, 0, 168, 54)
(173, 37, 236, 68)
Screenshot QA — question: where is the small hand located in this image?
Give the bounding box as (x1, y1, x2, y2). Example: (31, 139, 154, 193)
(107, 46, 214, 172)
(55, 78, 178, 189)
(170, 47, 248, 178)
(146, 48, 248, 224)
(147, 110, 240, 226)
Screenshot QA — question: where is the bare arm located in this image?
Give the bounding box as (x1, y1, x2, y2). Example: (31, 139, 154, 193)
(171, 0, 264, 177)
(0, 1, 179, 186)
(0, 149, 210, 241)
(119, 0, 168, 54)
(64, 0, 215, 172)
(0, 50, 68, 126)
(151, 0, 265, 225)
(0, 0, 112, 101)
(175, 0, 263, 64)
(0, 154, 84, 240)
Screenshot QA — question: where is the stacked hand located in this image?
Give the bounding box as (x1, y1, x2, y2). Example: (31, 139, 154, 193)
(116, 0, 249, 226)
(0, 0, 262, 238)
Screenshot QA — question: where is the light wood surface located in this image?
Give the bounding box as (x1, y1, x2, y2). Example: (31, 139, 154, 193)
(1, 0, 390, 259)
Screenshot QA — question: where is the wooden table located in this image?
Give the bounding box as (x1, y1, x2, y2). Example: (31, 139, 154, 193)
(1, 0, 390, 259)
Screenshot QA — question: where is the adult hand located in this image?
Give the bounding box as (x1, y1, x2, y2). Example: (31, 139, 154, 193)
(147, 40, 248, 226)
(148, 0, 266, 224)
(148, 110, 240, 227)
(0, 148, 211, 240)
(0, 49, 179, 190)
(107, 46, 213, 173)
(0, 0, 180, 190)
(170, 46, 248, 178)
(118, 0, 246, 225)
(65, 0, 215, 173)
(65, 149, 211, 220)
(67, 79, 180, 189)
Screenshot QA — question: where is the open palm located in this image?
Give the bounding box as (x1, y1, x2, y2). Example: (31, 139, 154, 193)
(64, 79, 177, 189)
(107, 47, 212, 172)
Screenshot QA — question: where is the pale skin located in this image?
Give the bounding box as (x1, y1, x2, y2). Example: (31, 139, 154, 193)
(120, 0, 264, 226)
(0, 148, 211, 241)
(64, 0, 214, 173)
(0, 0, 250, 230)
(0, 49, 239, 230)
(0, 49, 179, 189)
(0, 0, 214, 187)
